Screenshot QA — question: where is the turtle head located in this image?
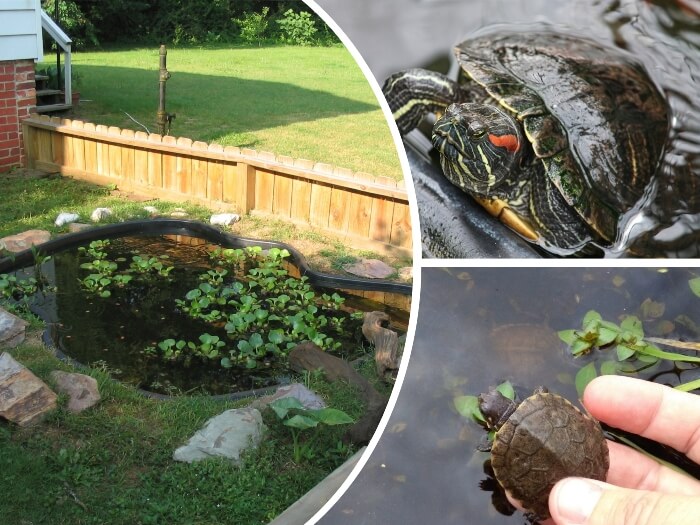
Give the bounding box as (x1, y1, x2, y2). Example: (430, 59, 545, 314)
(478, 388, 517, 431)
(432, 103, 524, 196)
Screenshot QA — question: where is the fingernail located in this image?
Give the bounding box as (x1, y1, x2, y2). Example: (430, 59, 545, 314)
(554, 477, 603, 524)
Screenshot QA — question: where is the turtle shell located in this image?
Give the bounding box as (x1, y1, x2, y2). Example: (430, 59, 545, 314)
(453, 29, 668, 241)
(490, 391, 609, 519)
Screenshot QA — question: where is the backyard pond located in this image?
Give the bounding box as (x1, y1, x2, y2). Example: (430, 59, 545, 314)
(317, 266, 700, 524)
(1, 221, 410, 397)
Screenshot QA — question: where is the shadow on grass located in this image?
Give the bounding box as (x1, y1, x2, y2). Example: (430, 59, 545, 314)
(72, 65, 378, 142)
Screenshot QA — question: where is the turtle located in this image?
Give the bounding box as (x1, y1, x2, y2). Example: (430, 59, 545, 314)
(382, 27, 668, 252)
(477, 386, 609, 520)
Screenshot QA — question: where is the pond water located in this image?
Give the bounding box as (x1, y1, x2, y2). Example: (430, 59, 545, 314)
(320, 0, 700, 256)
(318, 267, 700, 524)
(18, 233, 409, 397)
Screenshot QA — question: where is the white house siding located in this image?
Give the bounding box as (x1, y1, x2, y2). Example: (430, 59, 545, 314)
(0, 0, 43, 62)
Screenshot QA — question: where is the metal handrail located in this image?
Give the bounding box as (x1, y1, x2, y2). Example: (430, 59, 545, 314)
(40, 9, 72, 105)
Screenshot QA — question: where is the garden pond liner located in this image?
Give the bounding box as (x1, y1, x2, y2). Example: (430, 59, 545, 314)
(0, 219, 412, 400)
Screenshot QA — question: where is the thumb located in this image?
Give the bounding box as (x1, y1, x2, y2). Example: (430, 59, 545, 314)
(549, 477, 700, 525)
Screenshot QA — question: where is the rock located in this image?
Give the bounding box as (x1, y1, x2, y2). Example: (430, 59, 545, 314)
(173, 407, 265, 464)
(49, 371, 100, 413)
(398, 266, 413, 282)
(250, 383, 326, 411)
(0, 307, 29, 348)
(0, 352, 57, 425)
(0, 229, 51, 253)
(343, 259, 395, 279)
(90, 208, 113, 222)
(143, 205, 159, 215)
(210, 213, 241, 226)
(55, 212, 80, 227)
(170, 208, 188, 218)
(68, 223, 92, 233)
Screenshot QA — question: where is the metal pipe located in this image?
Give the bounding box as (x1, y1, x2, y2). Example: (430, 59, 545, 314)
(157, 44, 171, 135)
(55, 0, 61, 90)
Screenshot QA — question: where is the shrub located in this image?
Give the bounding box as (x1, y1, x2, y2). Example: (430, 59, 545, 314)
(42, 0, 99, 48)
(233, 7, 270, 46)
(276, 9, 317, 46)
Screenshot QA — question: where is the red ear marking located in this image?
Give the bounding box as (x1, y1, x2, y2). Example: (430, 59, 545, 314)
(488, 133, 520, 153)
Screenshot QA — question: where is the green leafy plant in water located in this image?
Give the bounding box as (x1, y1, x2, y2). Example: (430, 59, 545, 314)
(269, 397, 354, 463)
(129, 254, 174, 277)
(559, 310, 700, 394)
(0, 274, 39, 301)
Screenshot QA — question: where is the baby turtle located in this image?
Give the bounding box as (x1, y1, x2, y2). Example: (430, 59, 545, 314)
(478, 386, 609, 519)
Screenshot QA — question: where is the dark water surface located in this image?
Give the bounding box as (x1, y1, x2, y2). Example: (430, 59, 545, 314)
(24, 234, 408, 396)
(318, 0, 700, 256)
(319, 267, 700, 524)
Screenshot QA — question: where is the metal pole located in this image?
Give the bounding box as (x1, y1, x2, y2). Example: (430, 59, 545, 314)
(55, 0, 61, 90)
(157, 45, 171, 135)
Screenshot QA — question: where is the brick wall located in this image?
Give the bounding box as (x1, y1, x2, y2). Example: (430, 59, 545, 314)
(0, 60, 36, 172)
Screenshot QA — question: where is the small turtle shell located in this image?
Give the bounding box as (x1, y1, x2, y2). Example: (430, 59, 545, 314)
(490, 392, 609, 519)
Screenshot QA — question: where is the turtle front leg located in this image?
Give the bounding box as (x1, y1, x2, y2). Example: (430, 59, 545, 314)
(382, 68, 464, 135)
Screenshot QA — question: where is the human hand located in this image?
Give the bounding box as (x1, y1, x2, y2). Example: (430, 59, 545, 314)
(548, 375, 700, 525)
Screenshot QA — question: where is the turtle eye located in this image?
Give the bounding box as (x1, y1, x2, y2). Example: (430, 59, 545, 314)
(467, 121, 487, 139)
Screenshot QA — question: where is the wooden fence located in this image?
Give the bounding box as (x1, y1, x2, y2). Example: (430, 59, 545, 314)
(22, 115, 412, 255)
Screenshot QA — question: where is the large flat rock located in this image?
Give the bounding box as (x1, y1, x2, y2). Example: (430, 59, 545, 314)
(0, 307, 29, 349)
(173, 407, 265, 464)
(0, 230, 51, 253)
(0, 352, 57, 426)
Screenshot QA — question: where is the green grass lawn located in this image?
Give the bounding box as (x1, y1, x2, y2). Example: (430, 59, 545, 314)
(57, 44, 403, 180)
(1, 341, 378, 524)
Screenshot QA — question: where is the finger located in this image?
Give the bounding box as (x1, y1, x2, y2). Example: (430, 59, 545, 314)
(584, 376, 700, 463)
(549, 477, 700, 525)
(606, 440, 700, 495)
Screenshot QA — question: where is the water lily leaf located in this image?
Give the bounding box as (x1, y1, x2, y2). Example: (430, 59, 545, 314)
(620, 316, 644, 338)
(583, 310, 602, 327)
(496, 381, 515, 401)
(268, 330, 284, 345)
(616, 344, 636, 361)
(249, 333, 264, 348)
(571, 339, 593, 356)
(600, 360, 619, 375)
(185, 289, 201, 300)
(454, 395, 485, 423)
(238, 340, 252, 353)
(558, 329, 579, 345)
(637, 354, 659, 364)
(595, 327, 619, 347)
(689, 277, 700, 298)
(575, 362, 597, 398)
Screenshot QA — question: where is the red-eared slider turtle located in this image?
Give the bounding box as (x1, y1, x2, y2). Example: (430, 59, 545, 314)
(478, 386, 609, 519)
(383, 28, 668, 252)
